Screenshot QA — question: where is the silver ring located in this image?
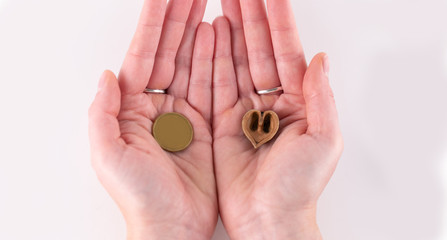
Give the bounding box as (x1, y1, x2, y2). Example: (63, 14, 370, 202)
(144, 88, 167, 94)
(256, 86, 283, 95)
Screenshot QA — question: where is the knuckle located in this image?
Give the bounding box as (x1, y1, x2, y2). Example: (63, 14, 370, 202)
(232, 55, 249, 67)
(190, 77, 211, 88)
(247, 50, 274, 63)
(175, 55, 192, 69)
(275, 52, 305, 64)
(156, 48, 178, 62)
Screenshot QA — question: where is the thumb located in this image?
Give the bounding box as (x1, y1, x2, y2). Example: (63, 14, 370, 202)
(88, 70, 122, 162)
(303, 53, 341, 142)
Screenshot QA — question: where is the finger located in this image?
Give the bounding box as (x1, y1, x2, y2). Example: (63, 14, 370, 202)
(118, 0, 167, 95)
(147, 0, 194, 90)
(266, 0, 306, 95)
(88, 71, 123, 166)
(188, 23, 215, 122)
(212, 16, 238, 115)
(169, 0, 208, 98)
(303, 53, 341, 142)
(239, 0, 281, 91)
(221, 0, 254, 96)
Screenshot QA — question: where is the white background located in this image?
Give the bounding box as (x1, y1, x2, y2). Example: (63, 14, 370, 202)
(0, 0, 446, 239)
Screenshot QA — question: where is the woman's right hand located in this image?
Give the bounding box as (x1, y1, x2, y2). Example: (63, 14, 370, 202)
(212, 0, 343, 239)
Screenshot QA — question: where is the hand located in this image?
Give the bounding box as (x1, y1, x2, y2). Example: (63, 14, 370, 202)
(88, 0, 217, 239)
(212, 0, 343, 239)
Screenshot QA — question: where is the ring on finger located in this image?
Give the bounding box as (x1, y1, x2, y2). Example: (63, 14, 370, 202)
(256, 86, 283, 95)
(144, 88, 167, 94)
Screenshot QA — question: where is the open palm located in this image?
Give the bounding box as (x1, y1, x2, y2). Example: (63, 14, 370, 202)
(212, 0, 343, 238)
(89, 0, 343, 239)
(88, 0, 217, 239)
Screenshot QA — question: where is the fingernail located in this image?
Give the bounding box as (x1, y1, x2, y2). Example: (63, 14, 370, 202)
(98, 71, 107, 92)
(323, 54, 330, 76)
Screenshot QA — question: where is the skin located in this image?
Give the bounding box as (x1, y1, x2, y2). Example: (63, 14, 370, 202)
(88, 0, 343, 239)
(212, 0, 343, 238)
(89, 0, 217, 239)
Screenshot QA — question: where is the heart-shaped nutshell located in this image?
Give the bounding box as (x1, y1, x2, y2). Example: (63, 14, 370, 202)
(242, 110, 280, 149)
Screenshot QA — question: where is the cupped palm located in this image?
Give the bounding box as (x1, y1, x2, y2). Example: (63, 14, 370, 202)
(212, 0, 343, 236)
(93, 91, 216, 235)
(88, 0, 218, 238)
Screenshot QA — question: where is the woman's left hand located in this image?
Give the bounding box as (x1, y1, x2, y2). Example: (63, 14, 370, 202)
(88, 1, 217, 239)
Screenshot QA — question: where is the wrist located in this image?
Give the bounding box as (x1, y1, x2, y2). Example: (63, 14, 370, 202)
(126, 220, 210, 240)
(226, 206, 322, 240)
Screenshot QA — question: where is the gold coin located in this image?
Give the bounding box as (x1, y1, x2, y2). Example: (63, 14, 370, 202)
(152, 113, 193, 152)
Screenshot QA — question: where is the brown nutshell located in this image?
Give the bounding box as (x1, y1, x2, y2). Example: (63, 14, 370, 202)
(242, 110, 279, 149)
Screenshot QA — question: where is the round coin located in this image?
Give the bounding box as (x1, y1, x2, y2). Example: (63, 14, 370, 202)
(152, 113, 193, 152)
